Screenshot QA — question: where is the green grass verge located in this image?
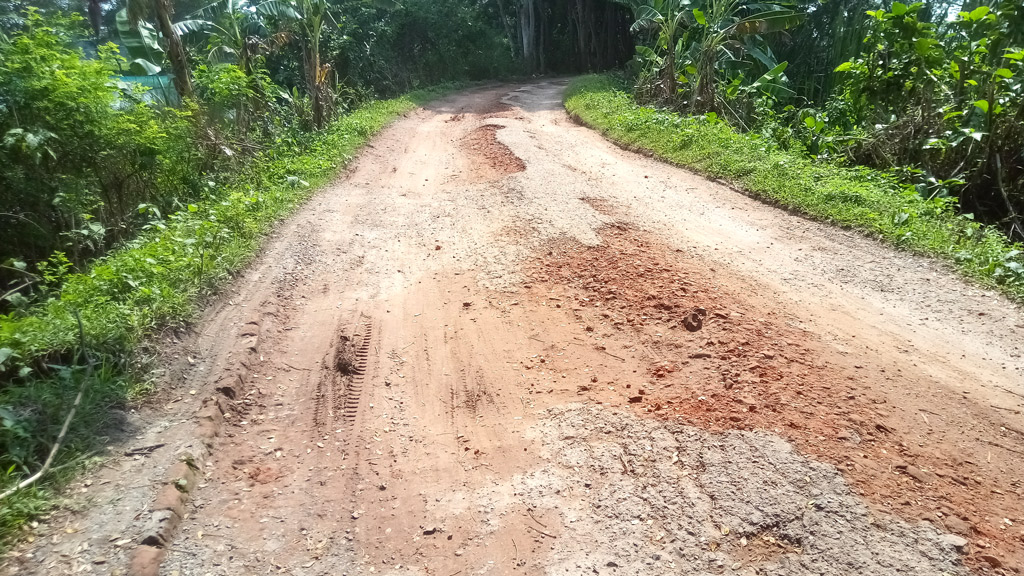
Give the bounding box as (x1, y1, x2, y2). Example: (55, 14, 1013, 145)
(564, 74, 1024, 302)
(0, 84, 455, 543)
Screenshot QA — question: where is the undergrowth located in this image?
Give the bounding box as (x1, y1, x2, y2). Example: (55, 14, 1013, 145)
(0, 85, 453, 544)
(564, 74, 1024, 303)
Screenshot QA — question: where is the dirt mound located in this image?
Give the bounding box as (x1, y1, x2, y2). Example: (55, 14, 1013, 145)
(461, 124, 526, 180)
(530, 225, 1024, 572)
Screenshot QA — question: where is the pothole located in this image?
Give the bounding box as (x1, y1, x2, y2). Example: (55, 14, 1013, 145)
(461, 125, 526, 180)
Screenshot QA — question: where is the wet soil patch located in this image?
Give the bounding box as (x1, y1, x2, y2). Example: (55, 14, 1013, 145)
(529, 225, 1024, 572)
(479, 99, 515, 118)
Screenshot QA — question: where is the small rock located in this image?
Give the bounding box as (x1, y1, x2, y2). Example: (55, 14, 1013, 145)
(940, 534, 968, 549)
(351, 511, 361, 520)
(454, 549, 464, 557)
(979, 555, 1002, 569)
(943, 516, 971, 535)
(906, 466, 938, 484)
(92, 557, 107, 565)
(606, 561, 619, 567)
(628, 396, 643, 404)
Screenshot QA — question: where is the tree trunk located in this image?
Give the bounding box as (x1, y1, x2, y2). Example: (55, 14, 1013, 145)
(517, 0, 537, 73)
(664, 31, 676, 100)
(693, 46, 716, 113)
(495, 0, 518, 60)
(87, 0, 102, 38)
(308, 32, 327, 130)
(153, 0, 193, 100)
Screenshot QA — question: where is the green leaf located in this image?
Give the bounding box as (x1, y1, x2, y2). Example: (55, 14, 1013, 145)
(116, 9, 162, 56)
(834, 62, 853, 72)
(693, 8, 706, 25)
(129, 58, 162, 76)
(969, 5, 989, 21)
(0, 348, 12, 367)
(914, 37, 935, 56)
(804, 116, 816, 129)
(173, 19, 210, 36)
(635, 45, 660, 63)
(732, 11, 807, 36)
(974, 99, 989, 114)
(994, 68, 1013, 79)
(255, 0, 300, 20)
(187, 204, 198, 212)
(891, 2, 908, 16)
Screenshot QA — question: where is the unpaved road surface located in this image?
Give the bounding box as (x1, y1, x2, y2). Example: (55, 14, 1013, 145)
(6, 82, 1024, 576)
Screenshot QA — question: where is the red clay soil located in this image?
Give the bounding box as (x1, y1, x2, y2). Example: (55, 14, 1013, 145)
(529, 225, 1024, 573)
(461, 125, 526, 178)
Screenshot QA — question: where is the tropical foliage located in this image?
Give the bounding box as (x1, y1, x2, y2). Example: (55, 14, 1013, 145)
(615, 0, 1024, 241)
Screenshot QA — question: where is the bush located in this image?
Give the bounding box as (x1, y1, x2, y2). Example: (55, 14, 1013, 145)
(0, 10, 209, 281)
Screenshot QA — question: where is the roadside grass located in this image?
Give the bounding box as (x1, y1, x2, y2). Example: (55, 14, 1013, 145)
(0, 85, 455, 544)
(564, 74, 1024, 303)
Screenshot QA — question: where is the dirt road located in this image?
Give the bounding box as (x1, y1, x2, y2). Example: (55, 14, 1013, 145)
(6, 82, 1024, 576)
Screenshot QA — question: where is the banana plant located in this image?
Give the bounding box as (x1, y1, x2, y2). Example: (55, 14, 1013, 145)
(121, 0, 195, 98)
(256, 0, 334, 128)
(115, 8, 165, 75)
(614, 0, 691, 100)
(257, 0, 394, 129)
(616, 0, 803, 110)
(688, 0, 805, 113)
(179, 0, 286, 76)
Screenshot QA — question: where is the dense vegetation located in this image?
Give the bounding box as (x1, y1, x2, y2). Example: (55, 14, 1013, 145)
(613, 0, 1024, 242)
